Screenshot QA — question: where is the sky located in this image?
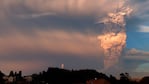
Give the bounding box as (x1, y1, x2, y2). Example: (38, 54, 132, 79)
(0, 0, 149, 76)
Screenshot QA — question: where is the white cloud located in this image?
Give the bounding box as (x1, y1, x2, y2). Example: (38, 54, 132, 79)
(125, 48, 149, 61)
(138, 25, 149, 32)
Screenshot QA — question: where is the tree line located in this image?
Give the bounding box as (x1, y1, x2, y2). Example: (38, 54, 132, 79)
(0, 67, 148, 84)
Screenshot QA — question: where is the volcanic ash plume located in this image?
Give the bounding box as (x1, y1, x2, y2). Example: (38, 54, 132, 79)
(97, 0, 132, 70)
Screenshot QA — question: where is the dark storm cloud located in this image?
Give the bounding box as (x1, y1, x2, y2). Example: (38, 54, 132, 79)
(10, 15, 96, 32)
(1, 0, 147, 33)
(0, 0, 122, 30)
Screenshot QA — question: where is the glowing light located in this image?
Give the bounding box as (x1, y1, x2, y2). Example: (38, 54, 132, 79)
(61, 64, 65, 69)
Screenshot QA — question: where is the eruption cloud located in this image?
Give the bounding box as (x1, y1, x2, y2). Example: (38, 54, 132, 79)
(97, 0, 133, 70)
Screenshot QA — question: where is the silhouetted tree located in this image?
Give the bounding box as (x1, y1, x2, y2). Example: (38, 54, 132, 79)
(0, 67, 147, 84)
(109, 75, 117, 84)
(9, 71, 14, 77)
(119, 73, 131, 84)
(0, 71, 5, 83)
(139, 76, 149, 84)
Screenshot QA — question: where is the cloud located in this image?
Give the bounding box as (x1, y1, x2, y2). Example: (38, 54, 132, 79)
(0, 60, 49, 75)
(124, 48, 149, 62)
(126, 0, 149, 32)
(135, 63, 149, 72)
(0, 29, 104, 74)
(122, 48, 149, 72)
(17, 12, 57, 19)
(19, 0, 117, 16)
(131, 0, 149, 18)
(0, 0, 148, 28)
(0, 0, 123, 21)
(0, 0, 147, 33)
(0, 29, 101, 56)
(0, 0, 133, 25)
(126, 48, 149, 57)
(125, 56, 149, 62)
(138, 25, 149, 32)
(0, 0, 148, 74)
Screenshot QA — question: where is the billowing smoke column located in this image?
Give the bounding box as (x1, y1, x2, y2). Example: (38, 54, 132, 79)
(97, 0, 132, 70)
